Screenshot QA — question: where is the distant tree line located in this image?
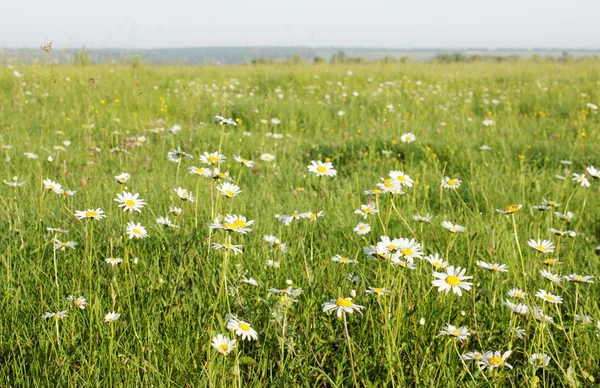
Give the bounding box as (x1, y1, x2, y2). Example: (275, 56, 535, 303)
(432, 51, 584, 64)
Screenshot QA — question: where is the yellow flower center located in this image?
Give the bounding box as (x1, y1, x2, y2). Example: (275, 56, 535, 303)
(549, 201, 556, 206)
(238, 323, 250, 331)
(292, 212, 299, 217)
(400, 248, 413, 256)
(225, 190, 234, 197)
(372, 189, 381, 194)
(543, 258, 556, 265)
(488, 356, 504, 366)
(374, 288, 383, 293)
(85, 211, 98, 217)
(133, 228, 141, 235)
(311, 213, 317, 219)
(536, 246, 546, 252)
(397, 176, 406, 182)
(387, 244, 398, 250)
(125, 199, 136, 207)
(339, 257, 349, 263)
(450, 329, 461, 336)
(218, 344, 229, 352)
(336, 298, 353, 307)
(543, 295, 555, 301)
(363, 208, 371, 213)
(233, 219, 246, 228)
(316, 166, 327, 173)
(224, 223, 239, 230)
(445, 275, 461, 286)
(504, 204, 519, 213)
(447, 179, 457, 186)
(207, 156, 219, 163)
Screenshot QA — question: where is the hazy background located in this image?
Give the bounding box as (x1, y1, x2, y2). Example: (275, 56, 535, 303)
(2, 0, 600, 49)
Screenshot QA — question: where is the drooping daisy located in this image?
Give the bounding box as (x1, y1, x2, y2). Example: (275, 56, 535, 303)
(174, 187, 195, 202)
(114, 172, 130, 184)
(331, 255, 357, 264)
(441, 221, 466, 233)
(200, 151, 226, 165)
(354, 204, 378, 219)
(540, 270, 563, 283)
(527, 239, 555, 254)
(322, 297, 365, 317)
(412, 214, 432, 223)
(554, 211, 574, 221)
(400, 132, 416, 143)
(104, 311, 121, 323)
(126, 222, 148, 239)
(496, 204, 522, 214)
(211, 334, 236, 355)
(74, 208, 106, 220)
(432, 266, 473, 296)
(503, 300, 529, 316)
(43, 178, 64, 195)
(535, 289, 563, 304)
(67, 295, 88, 310)
(438, 324, 470, 342)
(532, 306, 553, 323)
(233, 155, 255, 168)
(260, 153, 275, 162)
(263, 235, 287, 253)
(226, 315, 258, 341)
(105, 257, 123, 266)
(460, 351, 485, 361)
(211, 242, 243, 255)
(479, 351, 513, 370)
(114, 191, 146, 213)
(156, 216, 177, 228)
(529, 354, 550, 370)
(307, 160, 337, 177)
(441, 177, 462, 189)
(477, 261, 508, 272)
(217, 182, 241, 198)
(353, 222, 371, 235)
(167, 147, 193, 163)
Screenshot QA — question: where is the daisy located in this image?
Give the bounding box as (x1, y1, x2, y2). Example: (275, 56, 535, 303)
(432, 266, 473, 296)
(226, 316, 258, 341)
(460, 352, 485, 361)
(322, 297, 365, 317)
(512, 326, 526, 339)
(260, 153, 275, 162)
(241, 277, 258, 286)
(412, 214, 432, 223)
(441, 177, 461, 189)
(389, 171, 414, 187)
(540, 270, 563, 283)
(67, 295, 88, 310)
(535, 289, 563, 304)
(300, 211, 323, 221)
(479, 350, 513, 370)
(263, 235, 287, 253)
(217, 182, 241, 198)
(391, 255, 417, 269)
(503, 300, 529, 316)
(188, 166, 211, 176)
(43, 178, 64, 195)
(496, 204, 522, 214)
(575, 314, 592, 324)
(396, 238, 424, 260)
(564, 274, 594, 283)
(114, 172, 130, 184)
(156, 216, 177, 228)
(532, 306, 553, 323)
(233, 155, 255, 168)
(211, 334, 236, 355)
(354, 204, 378, 219)
(480, 145, 492, 151)
(424, 253, 448, 270)
(441, 221, 466, 233)
(365, 287, 390, 295)
(529, 354, 550, 370)
(105, 257, 123, 266)
(114, 191, 146, 213)
(527, 239, 555, 254)
(586, 166, 600, 179)
(4, 178, 25, 187)
(53, 239, 77, 251)
(266, 260, 280, 268)
(482, 119, 495, 127)
(400, 132, 416, 143)
(200, 151, 226, 165)
(104, 312, 121, 323)
(331, 255, 357, 264)
(168, 147, 193, 163)
(477, 261, 508, 272)
(174, 187, 195, 202)
(572, 173, 590, 187)
(307, 160, 337, 177)
(211, 243, 243, 255)
(542, 199, 561, 208)
(541, 257, 562, 266)
(438, 324, 470, 341)
(126, 222, 148, 239)
(354, 223, 371, 235)
(43, 311, 68, 320)
(24, 152, 39, 159)
(74, 208, 106, 220)
(211, 214, 254, 234)
(533, 205, 550, 211)
(554, 211, 574, 222)
(507, 288, 526, 299)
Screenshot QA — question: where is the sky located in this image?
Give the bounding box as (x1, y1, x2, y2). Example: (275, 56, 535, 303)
(2, 0, 600, 49)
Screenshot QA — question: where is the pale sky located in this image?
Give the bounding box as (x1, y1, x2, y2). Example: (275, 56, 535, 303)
(2, 0, 599, 49)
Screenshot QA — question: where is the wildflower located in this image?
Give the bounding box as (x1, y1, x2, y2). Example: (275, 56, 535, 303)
(441, 221, 466, 233)
(507, 288, 526, 299)
(482, 119, 494, 126)
(307, 160, 337, 177)
(74, 208, 106, 220)
(541, 257, 562, 266)
(156, 216, 177, 228)
(389, 171, 414, 187)
(174, 187, 195, 202)
(432, 266, 473, 296)
(43, 178, 64, 195)
(226, 315, 258, 341)
(114, 172, 130, 184)
(241, 277, 258, 286)
(67, 295, 88, 310)
(169, 207, 182, 216)
(126, 222, 148, 239)
(217, 182, 241, 198)
(210, 214, 254, 234)
(4, 177, 25, 187)
(532, 306, 553, 323)
(438, 324, 470, 341)
(43, 311, 68, 320)
(391, 255, 417, 269)
(535, 289, 563, 304)
(211, 334, 236, 355)
(114, 191, 146, 213)
(554, 211, 574, 222)
(53, 239, 77, 251)
(263, 235, 287, 253)
(260, 153, 275, 162)
(105, 257, 123, 266)
(188, 166, 211, 176)
(512, 326, 526, 339)
(365, 287, 390, 295)
(575, 314, 592, 324)
(503, 300, 529, 316)
(542, 199, 560, 208)
(496, 204, 522, 214)
(331, 255, 357, 264)
(413, 214, 432, 223)
(527, 239, 555, 253)
(529, 354, 550, 370)
(233, 155, 255, 168)
(572, 173, 590, 187)
(200, 151, 226, 165)
(480, 145, 492, 151)
(211, 243, 243, 255)
(322, 297, 365, 317)
(104, 312, 121, 323)
(400, 132, 416, 143)
(168, 147, 193, 163)
(441, 177, 461, 189)
(479, 350, 513, 370)
(461, 352, 485, 361)
(477, 261, 508, 272)
(300, 211, 323, 221)
(564, 274, 594, 283)
(586, 166, 600, 179)
(540, 270, 563, 283)
(353, 222, 371, 235)
(354, 204, 378, 219)
(424, 253, 448, 270)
